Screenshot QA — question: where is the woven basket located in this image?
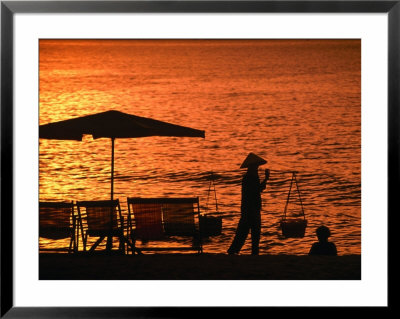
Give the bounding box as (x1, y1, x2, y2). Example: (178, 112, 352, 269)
(280, 172, 307, 238)
(199, 215, 222, 237)
(280, 218, 307, 238)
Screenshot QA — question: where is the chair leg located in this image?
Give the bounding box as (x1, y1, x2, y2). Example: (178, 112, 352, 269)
(70, 231, 78, 253)
(68, 236, 73, 254)
(90, 236, 105, 252)
(118, 236, 125, 252)
(83, 232, 87, 252)
(120, 235, 142, 255)
(106, 234, 113, 251)
(75, 229, 79, 252)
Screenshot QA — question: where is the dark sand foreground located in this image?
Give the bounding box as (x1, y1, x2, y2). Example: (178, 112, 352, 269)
(39, 253, 361, 280)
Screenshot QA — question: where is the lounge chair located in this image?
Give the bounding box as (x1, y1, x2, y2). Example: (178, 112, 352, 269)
(126, 197, 203, 254)
(39, 201, 77, 253)
(76, 199, 134, 253)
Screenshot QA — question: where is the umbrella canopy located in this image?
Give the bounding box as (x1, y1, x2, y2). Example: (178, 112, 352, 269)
(39, 110, 205, 200)
(39, 110, 205, 141)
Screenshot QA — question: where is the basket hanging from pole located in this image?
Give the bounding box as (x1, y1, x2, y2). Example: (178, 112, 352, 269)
(280, 172, 307, 238)
(199, 172, 222, 237)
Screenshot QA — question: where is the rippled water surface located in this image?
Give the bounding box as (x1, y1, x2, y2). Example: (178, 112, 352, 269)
(39, 39, 361, 255)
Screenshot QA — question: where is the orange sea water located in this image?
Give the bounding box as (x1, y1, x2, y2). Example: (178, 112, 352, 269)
(39, 39, 361, 255)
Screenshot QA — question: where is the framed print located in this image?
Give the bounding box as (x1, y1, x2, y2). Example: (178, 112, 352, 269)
(1, 0, 395, 317)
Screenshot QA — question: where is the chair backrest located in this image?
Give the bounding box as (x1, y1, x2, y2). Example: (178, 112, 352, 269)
(127, 197, 199, 239)
(76, 200, 121, 232)
(39, 201, 75, 239)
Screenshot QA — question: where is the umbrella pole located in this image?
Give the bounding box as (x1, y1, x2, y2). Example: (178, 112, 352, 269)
(106, 137, 115, 252)
(111, 137, 115, 201)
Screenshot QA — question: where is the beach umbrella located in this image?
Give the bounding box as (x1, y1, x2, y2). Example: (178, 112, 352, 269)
(39, 110, 205, 200)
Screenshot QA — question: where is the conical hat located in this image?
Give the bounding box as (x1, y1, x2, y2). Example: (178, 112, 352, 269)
(240, 152, 267, 168)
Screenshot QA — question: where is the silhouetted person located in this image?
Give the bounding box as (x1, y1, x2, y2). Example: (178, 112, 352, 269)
(309, 225, 337, 256)
(228, 153, 269, 255)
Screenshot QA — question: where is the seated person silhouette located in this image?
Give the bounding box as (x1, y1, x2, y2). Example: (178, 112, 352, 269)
(308, 225, 337, 256)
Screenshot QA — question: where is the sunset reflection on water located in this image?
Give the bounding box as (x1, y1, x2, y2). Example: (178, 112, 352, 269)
(39, 39, 360, 255)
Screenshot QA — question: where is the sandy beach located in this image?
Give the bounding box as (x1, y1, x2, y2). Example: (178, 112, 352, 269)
(39, 253, 361, 280)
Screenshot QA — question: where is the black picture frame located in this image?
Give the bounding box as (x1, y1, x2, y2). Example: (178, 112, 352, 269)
(1, 0, 394, 317)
